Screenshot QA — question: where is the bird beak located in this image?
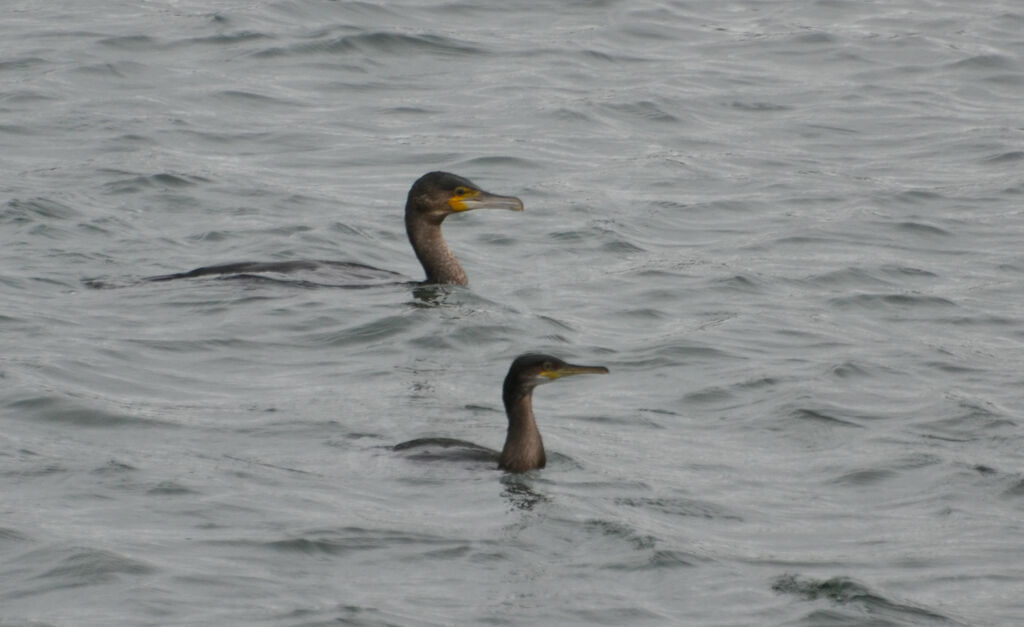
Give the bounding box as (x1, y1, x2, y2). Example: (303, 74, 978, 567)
(541, 363, 610, 380)
(449, 190, 524, 212)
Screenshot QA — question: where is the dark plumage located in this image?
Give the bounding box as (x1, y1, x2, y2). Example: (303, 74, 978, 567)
(394, 354, 609, 472)
(147, 171, 523, 286)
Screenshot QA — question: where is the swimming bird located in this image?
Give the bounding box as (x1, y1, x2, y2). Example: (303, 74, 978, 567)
(146, 171, 524, 286)
(394, 354, 609, 472)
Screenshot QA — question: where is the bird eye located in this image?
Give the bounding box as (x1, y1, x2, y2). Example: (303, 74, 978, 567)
(543, 361, 553, 370)
(454, 186, 469, 196)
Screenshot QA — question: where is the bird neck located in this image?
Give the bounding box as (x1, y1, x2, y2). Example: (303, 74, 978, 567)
(405, 213, 468, 286)
(499, 389, 545, 472)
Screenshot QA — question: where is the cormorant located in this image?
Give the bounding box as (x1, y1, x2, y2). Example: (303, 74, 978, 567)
(147, 171, 524, 286)
(394, 354, 609, 472)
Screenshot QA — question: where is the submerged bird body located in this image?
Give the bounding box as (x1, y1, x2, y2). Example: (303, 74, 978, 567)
(394, 354, 609, 472)
(147, 171, 523, 286)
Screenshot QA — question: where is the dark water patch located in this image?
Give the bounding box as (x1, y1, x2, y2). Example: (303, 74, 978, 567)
(0, 57, 49, 72)
(828, 468, 898, 487)
(146, 480, 198, 496)
(260, 527, 457, 556)
(604, 548, 699, 572)
(575, 412, 663, 430)
(378, 105, 437, 115)
(621, 307, 666, 320)
(455, 155, 543, 171)
(879, 264, 937, 279)
(765, 234, 842, 249)
(91, 459, 138, 475)
(181, 31, 272, 47)
(446, 323, 517, 346)
(1002, 477, 1024, 499)
(3, 461, 69, 479)
(829, 292, 958, 310)
(477, 232, 518, 246)
(603, 100, 680, 123)
(771, 574, 961, 626)
(6, 395, 169, 429)
(984, 72, 1024, 87)
(946, 314, 1020, 327)
(549, 230, 585, 242)
(256, 31, 483, 59)
(24, 546, 155, 592)
(801, 123, 859, 137)
(550, 106, 594, 122)
(583, 519, 655, 551)
(945, 54, 1015, 71)
(684, 385, 733, 403)
(730, 100, 791, 112)
(97, 35, 161, 50)
(922, 359, 986, 375)
(0, 527, 32, 544)
(829, 361, 872, 379)
(3, 197, 80, 222)
(102, 133, 160, 154)
(0, 446, 68, 478)
(601, 238, 644, 254)
(277, 603, 407, 627)
(100, 172, 210, 195)
(215, 89, 304, 109)
(791, 31, 838, 45)
(712, 273, 764, 293)
(616, 495, 742, 521)
(616, 346, 735, 371)
(887, 189, 944, 205)
(893, 221, 951, 237)
(572, 606, 667, 625)
(638, 407, 679, 419)
(984, 151, 1024, 164)
(806, 267, 890, 289)
(0, 91, 57, 109)
(684, 376, 780, 407)
(790, 408, 863, 429)
(578, 48, 653, 64)
(913, 398, 1015, 441)
(308, 315, 417, 348)
(633, 267, 690, 281)
(72, 61, 149, 78)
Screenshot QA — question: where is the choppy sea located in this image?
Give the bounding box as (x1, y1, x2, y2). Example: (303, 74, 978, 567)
(3, 1, 1023, 625)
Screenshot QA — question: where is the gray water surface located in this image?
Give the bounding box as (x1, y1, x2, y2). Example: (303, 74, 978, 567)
(3, 1, 1024, 625)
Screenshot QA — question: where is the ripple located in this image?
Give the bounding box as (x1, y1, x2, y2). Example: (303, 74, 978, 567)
(945, 54, 1016, 71)
(616, 495, 742, 521)
(97, 35, 159, 50)
(146, 480, 199, 496)
(771, 574, 962, 625)
(730, 100, 791, 112)
(790, 407, 863, 428)
(5, 395, 171, 429)
(829, 292, 958, 310)
(256, 526, 462, 556)
(255, 31, 483, 59)
(21, 545, 156, 593)
(894, 221, 951, 237)
(828, 468, 898, 486)
(984, 151, 1024, 164)
(100, 172, 210, 195)
(602, 100, 680, 123)
(0, 527, 32, 544)
(2, 197, 79, 223)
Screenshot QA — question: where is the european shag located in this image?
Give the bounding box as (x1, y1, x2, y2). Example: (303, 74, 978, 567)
(394, 354, 609, 472)
(147, 171, 524, 286)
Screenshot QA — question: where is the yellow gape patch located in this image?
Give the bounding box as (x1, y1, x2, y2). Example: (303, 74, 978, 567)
(447, 187, 480, 211)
